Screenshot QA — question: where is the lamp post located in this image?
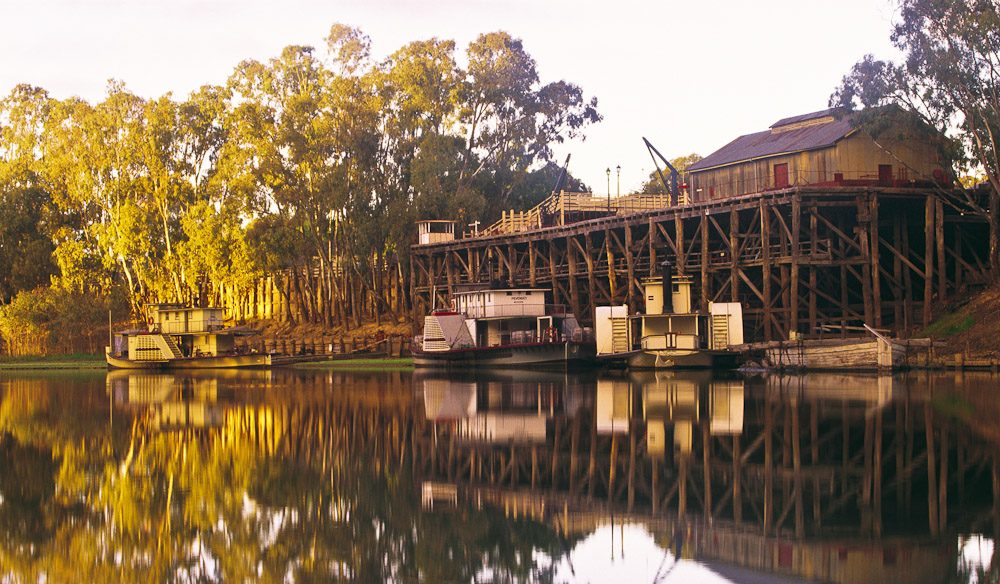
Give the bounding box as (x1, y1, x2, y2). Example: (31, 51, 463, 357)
(606, 167, 611, 213)
(616, 164, 621, 197)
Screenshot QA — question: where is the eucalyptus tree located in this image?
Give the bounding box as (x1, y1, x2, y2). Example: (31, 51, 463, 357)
(832, 0, 1000, 271)
(0, 85, 58, 302)
(221, 41, 369, 325)
(457, 32, 601, 221)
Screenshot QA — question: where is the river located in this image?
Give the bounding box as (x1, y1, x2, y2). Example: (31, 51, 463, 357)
(0, 368, 997, 583)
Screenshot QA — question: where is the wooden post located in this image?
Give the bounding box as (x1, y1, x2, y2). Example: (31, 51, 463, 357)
(809, 204, 818, 333)
(548, 242, 560, 306)
(761, 200, 773, 340)
(790, 195, 801, 334)
(902, 213, 914, 332)
(528, 240, 537, 288)
(936, 199, 947, 305)
(858, 195, 875, 326)
(870, 194, 882, 328)
(625, 223, 636, 312)
(676, 217, 686, 274)
(924, 196, 935, 327)
(730, 208, 740, 302)
(648, 217, 659, 277)
(584, 233, 598, 307)
(701, 215, 710, 311)
(567, 237, 581, 318)
(605, 230, 617, 302)
(892, 215, 905, 334)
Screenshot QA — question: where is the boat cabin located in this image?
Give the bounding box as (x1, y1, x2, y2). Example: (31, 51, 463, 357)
(595, 271, 744, 356)
(423, 287, 584, 352)
(111, 304, 236, 362)
(150, 304, 225, 334)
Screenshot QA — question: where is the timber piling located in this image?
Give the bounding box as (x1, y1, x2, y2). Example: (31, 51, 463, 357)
(411, 186, 989, 344)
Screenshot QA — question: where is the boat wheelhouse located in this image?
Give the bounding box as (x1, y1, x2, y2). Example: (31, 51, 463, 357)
(594, 262, 743, 369)
(106, 304, 293, 369)
(414, 285, 595, 368)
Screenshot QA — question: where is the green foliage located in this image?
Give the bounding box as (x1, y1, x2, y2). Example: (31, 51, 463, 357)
(0, 287, 112, 356)
(922, 311, 976, 338)
(639, 153, 703, 194)
(0, 25, 600, 331)
(831, 0, 1000, 268)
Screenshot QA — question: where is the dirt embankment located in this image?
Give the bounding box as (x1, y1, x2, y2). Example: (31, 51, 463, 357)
(248, 317, 412, 341)
(924, 282, 1000, 358)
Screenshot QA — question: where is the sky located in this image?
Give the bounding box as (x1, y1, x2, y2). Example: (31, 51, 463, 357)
(1, 0, 900, 194)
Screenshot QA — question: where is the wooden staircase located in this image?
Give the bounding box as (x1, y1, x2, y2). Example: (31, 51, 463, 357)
(161, 335, 184, 359)
(711, 315, 730, 350)
(611, 319, 631, 353)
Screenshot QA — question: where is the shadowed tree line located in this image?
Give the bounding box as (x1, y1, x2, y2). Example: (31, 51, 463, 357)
(0, 25, 600, 353)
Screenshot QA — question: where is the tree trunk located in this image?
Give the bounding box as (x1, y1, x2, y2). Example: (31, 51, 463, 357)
(991, 188, 1000, 277)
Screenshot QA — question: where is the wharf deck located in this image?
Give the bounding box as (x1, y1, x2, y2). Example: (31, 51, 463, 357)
(411, 186, 989, 343)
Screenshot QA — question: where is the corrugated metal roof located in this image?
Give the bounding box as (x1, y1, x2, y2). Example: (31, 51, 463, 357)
(770, 107, 845, 128)
(688, 108, 856, 172)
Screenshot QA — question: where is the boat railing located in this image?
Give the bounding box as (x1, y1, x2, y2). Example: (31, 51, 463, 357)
(463, 304, 568, 319)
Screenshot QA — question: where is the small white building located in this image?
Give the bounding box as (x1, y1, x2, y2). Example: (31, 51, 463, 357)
(417, 220, 456, 245)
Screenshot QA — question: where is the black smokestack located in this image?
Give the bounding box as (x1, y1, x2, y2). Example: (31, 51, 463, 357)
(661, 260, 673, 314)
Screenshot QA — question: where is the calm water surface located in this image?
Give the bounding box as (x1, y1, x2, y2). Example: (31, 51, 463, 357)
(1, 368, 998, 583)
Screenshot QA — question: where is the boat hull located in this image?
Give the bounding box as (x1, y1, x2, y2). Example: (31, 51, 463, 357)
(622, 349, 740, 370)
(106, 348, 306, 370)
(413, 341, 595, 368)
(762, 338, 905, 371)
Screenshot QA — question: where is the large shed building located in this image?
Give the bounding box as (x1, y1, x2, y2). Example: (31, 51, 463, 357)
(685, 107, 948, 202)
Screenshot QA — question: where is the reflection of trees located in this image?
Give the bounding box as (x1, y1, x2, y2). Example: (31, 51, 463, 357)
(1, 373, 575, 582)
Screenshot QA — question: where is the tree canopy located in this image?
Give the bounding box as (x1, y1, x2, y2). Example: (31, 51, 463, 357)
(0, 25, 600, 342)
(830, 0, 1000, 270)
(638, 153, 702, 194)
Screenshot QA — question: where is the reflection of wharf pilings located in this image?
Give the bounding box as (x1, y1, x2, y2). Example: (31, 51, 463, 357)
(447, 484, 954, 584)
(412, 386, 996, 539)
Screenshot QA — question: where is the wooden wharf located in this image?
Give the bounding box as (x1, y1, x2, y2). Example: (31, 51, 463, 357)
(411, 186, 989, 342)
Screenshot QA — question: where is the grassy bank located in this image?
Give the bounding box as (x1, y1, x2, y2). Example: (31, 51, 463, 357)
(291, 357, 414, 371)
(920, 282, 1000, 358)
(0, 353, 105, 370)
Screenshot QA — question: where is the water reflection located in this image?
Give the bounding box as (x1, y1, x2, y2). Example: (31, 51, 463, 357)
(1, 369, 1000, 582)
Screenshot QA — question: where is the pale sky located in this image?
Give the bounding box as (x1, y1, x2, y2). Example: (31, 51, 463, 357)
(1, 0, 899, 194)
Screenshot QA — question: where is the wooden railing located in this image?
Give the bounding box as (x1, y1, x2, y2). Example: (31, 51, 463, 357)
(480, 191, 682, 237)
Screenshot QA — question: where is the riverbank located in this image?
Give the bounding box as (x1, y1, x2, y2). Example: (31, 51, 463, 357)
(291, 357, 413, 371)
(922, 282, 1000, 360)
(0, 354, 105, 370)
(0, 354, 414, 372)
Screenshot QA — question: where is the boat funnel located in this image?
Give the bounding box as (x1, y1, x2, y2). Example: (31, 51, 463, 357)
(661, 260, 673, 314)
